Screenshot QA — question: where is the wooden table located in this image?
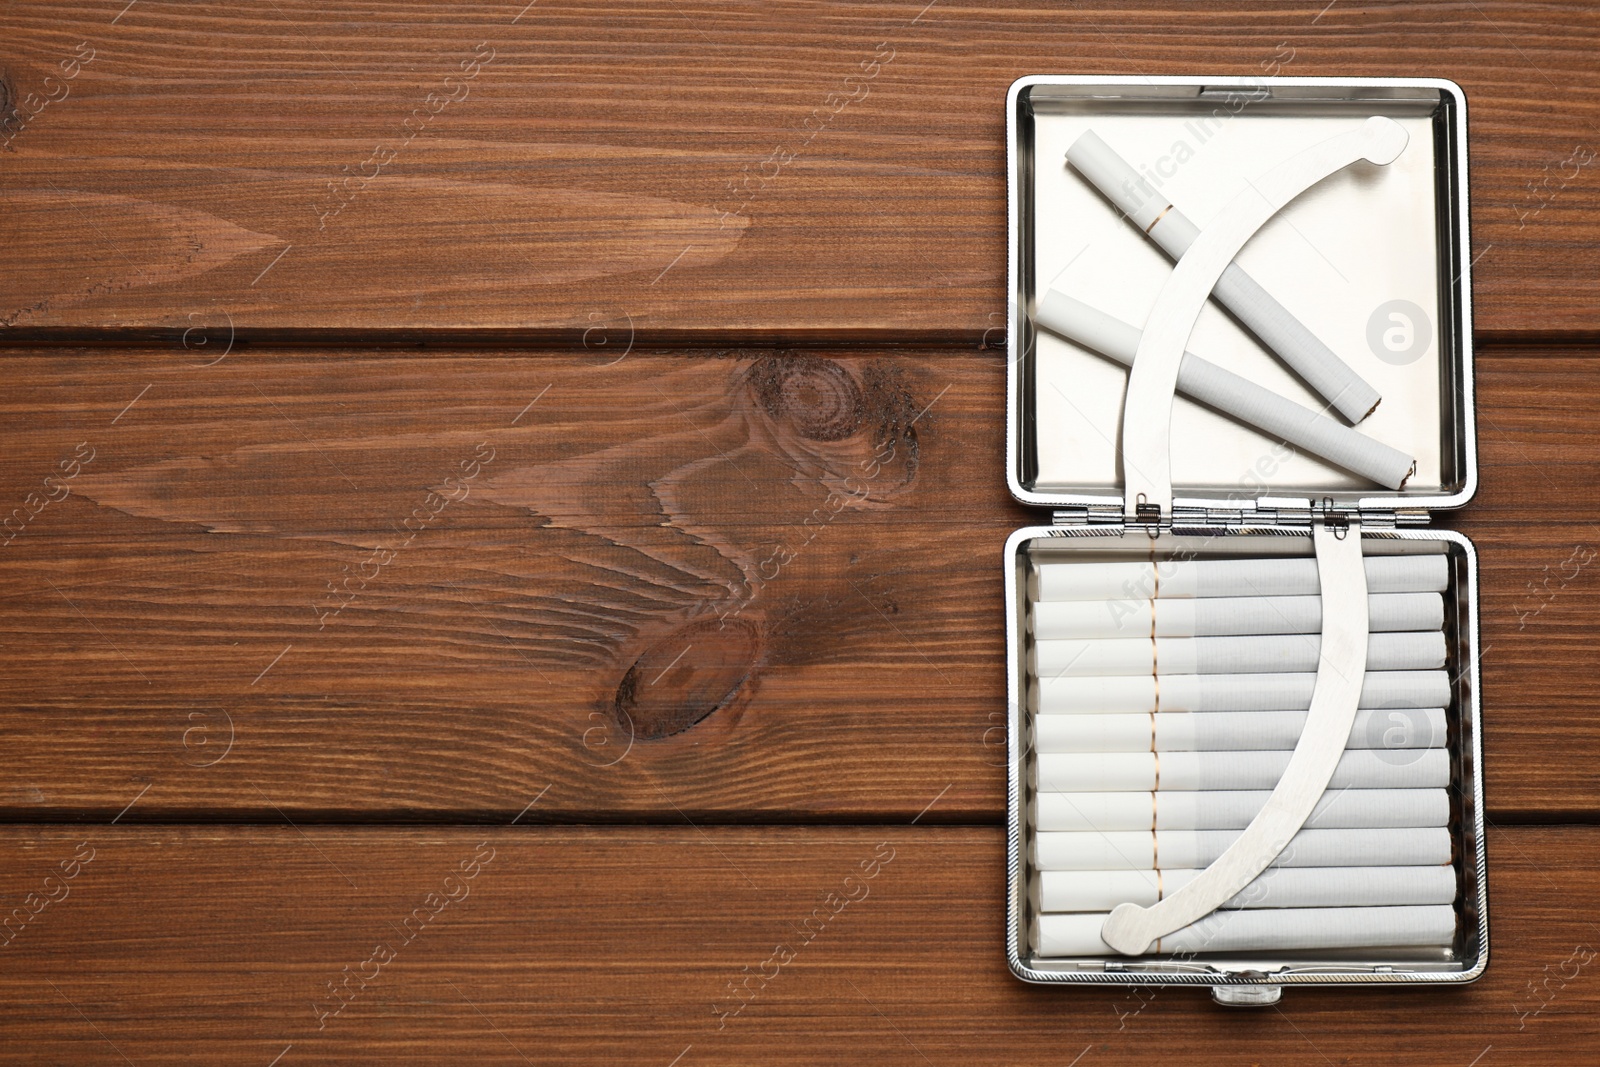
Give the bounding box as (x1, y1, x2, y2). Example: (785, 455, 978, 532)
(3, 2, 1598, 1062)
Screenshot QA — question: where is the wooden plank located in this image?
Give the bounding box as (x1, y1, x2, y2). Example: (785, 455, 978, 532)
(0, 824, 1591, 1064)
(2, 2, 1598, 337)
(0, 347, 1022, 823)
(1450, 353, 1600, 817)
(0, 347, 1593, 820)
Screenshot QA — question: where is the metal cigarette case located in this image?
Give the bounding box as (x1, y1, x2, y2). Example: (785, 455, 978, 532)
(1003, 76, 1486, 1003)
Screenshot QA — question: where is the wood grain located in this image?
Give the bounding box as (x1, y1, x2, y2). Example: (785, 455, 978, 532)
(0, 824, 1592, 1065)
(0, 346, 1591, 820)
(0, 4, 1591, 1060)
(2, 2, 1599, 338)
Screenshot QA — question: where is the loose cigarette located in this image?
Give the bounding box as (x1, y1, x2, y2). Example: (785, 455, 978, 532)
(1033, 291, 1409, 485)
(1031, 788, 1449, 832)
(1032, 826, 1450, 871)
(1065, 130, 1383, 424)
(1031, 592, 1442, 639)
(1034, 555, 1448, 601)
(1032, 865, 1457, 912)
(1034, 670, 1450, 714)
(1032, 748, 1450, 792)
(1034, 631, 1445, 676)
(1033, 708, 1448, 753)
(1032, 905, 1455, 956)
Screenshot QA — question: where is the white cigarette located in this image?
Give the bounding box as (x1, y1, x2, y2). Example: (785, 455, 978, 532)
(1032, 905, 1455, 956)
(1034, 670, 1450, 714)
(1034, 555, 1448, 601)
(1031, 592, 1442, 639)
(1031, 826, 1450, 871)
(1034, 631, 1445, 676)
(1031, 788, 1449, 832)
(1032, 291, 1409, 485)
(1032, 865, 1457, 912)
(1065, 130, 1383, 424)
(1033, 708, 1448, 753)
(1032, 748, 1450, 791)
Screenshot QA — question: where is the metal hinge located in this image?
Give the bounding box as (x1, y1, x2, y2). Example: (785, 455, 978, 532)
(1053, 502, 1432, 530)
(1242, 500, 1432, 531)
(1051, 505, 1129, 527)
(1310, 501, 1433, 530)
(1172, 506, 1244, 530)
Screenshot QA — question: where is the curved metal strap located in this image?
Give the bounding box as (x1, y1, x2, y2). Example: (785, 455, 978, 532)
(1099, 521, 1369, 956)
(1120, 116, 1409, 522)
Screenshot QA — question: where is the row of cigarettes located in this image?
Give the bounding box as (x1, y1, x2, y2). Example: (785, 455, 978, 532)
(1026, 553, 1459, 958)
(1032, 129, 1413, 488)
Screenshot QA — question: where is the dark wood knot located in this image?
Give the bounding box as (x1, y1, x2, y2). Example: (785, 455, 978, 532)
(613, 617, 762, 740)
(743, 354, 924, 489)
(749, 353, 864, 441)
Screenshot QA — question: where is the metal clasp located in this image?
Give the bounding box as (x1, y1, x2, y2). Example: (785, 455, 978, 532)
(1211, 983, 1282, 1007)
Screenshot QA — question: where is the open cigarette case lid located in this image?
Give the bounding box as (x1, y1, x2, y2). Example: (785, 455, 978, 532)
(1001, 76, 1486, 1000)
